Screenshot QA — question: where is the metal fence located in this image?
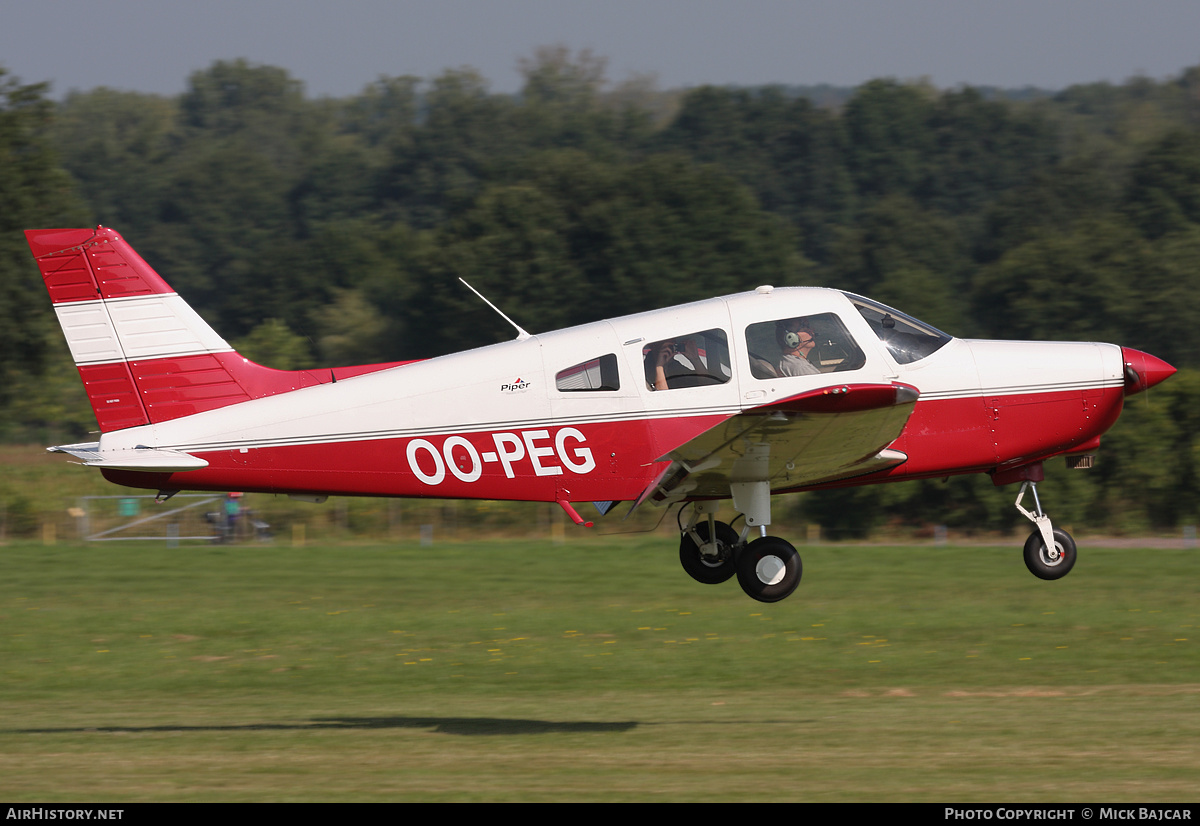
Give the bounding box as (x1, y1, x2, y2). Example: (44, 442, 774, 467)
(68, 494, 269, 545)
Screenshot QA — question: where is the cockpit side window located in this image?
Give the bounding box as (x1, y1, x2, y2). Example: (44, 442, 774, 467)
(643, 329, 732, 390)
(745, 313, 866, 380)
(556, 354, 620, 391)
(848, 295, 951, 365)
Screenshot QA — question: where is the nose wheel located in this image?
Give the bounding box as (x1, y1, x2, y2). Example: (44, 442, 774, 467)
(1023, 527, 1077, 580)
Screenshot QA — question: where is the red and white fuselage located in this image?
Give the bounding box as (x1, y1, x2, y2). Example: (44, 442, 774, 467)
(26, 227, 1173, 513)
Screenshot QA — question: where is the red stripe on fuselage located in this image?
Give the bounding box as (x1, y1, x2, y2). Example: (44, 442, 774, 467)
(96, 386, 1124, 501)
(99, 415, 729, 502)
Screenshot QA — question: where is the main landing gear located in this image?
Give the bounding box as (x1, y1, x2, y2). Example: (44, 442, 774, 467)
(679, 499, 803, 603)
(1015, 480, 1077, 580)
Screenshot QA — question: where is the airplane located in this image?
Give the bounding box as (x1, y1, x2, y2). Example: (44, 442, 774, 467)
(25, 226, 1177, 603)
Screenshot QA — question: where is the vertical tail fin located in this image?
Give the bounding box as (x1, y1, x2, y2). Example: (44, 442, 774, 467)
(26, 226, 408, 433)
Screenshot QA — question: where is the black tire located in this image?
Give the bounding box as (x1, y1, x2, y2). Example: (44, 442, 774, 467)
(1023, 528, 1077, 580)
(736, 536, 802, 603)
(679, 521, 739, 584)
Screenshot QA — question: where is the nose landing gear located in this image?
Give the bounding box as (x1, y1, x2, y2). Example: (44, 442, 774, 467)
(1015, 481, 1077, 580)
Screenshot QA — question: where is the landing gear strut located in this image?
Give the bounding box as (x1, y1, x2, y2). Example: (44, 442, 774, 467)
(1015, 481, 1077, 580)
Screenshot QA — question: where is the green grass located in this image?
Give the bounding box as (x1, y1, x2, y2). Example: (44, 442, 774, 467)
(1, 535, 1197, 801)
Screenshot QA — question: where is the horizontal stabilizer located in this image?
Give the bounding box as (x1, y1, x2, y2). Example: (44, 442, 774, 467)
(48, 442, 208, 472)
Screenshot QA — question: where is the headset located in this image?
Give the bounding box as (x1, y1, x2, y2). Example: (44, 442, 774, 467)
(782, 329, 813, 350)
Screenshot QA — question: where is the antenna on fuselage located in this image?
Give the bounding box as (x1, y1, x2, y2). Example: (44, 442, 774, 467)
(458, 278, 532, 341)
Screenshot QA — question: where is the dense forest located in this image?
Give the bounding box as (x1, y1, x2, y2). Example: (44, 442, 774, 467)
(4, 49, 1200, 536)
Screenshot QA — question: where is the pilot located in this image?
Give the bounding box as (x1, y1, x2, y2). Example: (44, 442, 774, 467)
(776, 319, 820, 377)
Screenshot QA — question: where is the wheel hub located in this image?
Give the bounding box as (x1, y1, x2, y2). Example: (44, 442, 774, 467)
(755, 554, 786, 585)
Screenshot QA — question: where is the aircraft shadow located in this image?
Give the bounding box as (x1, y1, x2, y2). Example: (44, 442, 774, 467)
(10, 715, 639, 737)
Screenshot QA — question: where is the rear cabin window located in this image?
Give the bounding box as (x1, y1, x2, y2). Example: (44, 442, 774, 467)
(643, 329, 732, 390)
(745, 313, 866, 380)
(556, 354, 620, 391)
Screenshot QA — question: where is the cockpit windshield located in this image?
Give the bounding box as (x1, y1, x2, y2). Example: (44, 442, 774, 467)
(848, 295, 951, 365)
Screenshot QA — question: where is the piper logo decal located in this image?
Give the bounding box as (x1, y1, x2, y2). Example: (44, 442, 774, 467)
(500, 377, 530, 393)
(405, 427, 596, 486)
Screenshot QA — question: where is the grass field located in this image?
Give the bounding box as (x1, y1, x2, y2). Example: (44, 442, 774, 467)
(1, 533, 1197, 802)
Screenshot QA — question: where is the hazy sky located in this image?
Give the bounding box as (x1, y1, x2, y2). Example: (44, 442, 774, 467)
(4, 1, 1200, 99)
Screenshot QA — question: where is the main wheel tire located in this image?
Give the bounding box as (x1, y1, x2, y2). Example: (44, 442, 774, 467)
(1023, 528, 1077, 580)
(736, 536, 802, 603)
(679, 521, 739, 584)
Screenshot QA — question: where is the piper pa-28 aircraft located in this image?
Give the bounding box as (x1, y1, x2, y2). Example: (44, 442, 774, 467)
(26, 226, 1176, 602)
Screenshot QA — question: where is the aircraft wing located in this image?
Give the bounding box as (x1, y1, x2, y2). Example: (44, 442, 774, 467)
(631, 382, 918, 510)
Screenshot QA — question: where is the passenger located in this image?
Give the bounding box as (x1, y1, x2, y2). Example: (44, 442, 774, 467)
(645, 337, 702, 390)
(777, 319, 820, 376)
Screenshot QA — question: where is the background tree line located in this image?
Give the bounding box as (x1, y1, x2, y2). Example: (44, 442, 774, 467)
(4, 49, 1200, 537)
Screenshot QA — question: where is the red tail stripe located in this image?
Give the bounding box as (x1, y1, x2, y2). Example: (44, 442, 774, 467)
(33, 248, 100, 304)
(26, 227, 173, 303)
(88, 230, 174, 299)
(77, 362, 151, 431)
(24, 228, 97, 259)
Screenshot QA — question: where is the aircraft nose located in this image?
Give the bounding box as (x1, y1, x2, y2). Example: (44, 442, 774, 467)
(1122, 347, 1176, 395)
